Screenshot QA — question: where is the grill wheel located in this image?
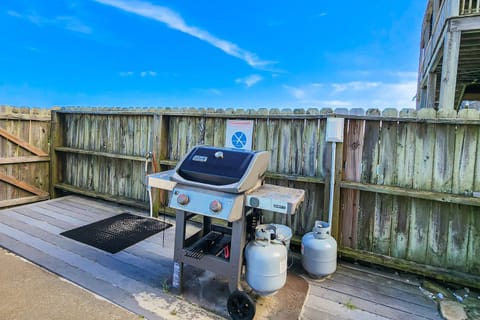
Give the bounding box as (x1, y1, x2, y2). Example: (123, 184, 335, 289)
(227, 290, 255, 320)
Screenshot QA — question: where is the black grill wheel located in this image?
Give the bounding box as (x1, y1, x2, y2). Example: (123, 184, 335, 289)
(227, 290, 255, 320)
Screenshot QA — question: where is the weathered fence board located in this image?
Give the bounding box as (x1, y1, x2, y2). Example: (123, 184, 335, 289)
(427, 110, 457, 267)
(340, 113, 364, 248)
(357, 113, 381, 251)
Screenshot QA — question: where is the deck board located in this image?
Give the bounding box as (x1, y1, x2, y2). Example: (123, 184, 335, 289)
(323, 269, 433, 309)
(0, 215, 168, 284)
(9, 206, 78, 230)
(308, 286, 436, 320)
(333, 266, 424, 298)
(26, 204, 87, 225)
(0, 196, 442, 320)
(302, 296, 390, 320)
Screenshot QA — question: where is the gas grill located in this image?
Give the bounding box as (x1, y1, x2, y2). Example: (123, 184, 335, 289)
(147, 145, 305, 319)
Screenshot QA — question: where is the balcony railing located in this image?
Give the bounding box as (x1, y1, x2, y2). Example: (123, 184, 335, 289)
(421, 0, 450, 76)
(461, 0, 480, 14)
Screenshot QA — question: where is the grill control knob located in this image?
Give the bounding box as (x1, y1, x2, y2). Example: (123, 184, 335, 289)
(249, 197, 260, 208)
(177, 194, 189, 205)
(210, 200, 222, 213)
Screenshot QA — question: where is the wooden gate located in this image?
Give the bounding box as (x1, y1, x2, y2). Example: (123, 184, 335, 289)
(0, 107, 51, 208)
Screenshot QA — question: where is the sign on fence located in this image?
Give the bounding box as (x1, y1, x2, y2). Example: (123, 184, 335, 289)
(225, 120, 254, 150)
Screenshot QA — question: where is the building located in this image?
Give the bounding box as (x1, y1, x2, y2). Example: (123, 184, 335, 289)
(417, 0, 480, 110)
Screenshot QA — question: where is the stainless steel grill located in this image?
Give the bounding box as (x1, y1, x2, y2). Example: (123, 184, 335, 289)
(147, 145, 305, 319)
(168, 146, 269, 295)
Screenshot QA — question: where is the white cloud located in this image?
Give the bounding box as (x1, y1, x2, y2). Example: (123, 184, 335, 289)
(140, 71, 157, 77)
(121, 71, 157, 77)
(332, 81, 380, 94)
(283, 85, 306, 99)
(197, 88, 222, 96)
(6, 10, 92, 34)
(317, 12, 328, 17)
(55, 16, 92, 34)
(319, 100, 352, 107)
(6, 10, 22, 18)
(94, 0, 275, 70)
(394, 71, 418, 79)
(26, 47, 45, 54)
(120, 71, 134, 77)
(236, 74, 262, 88)
(283, 77, 417, 109)
(371, 81, 417, 107)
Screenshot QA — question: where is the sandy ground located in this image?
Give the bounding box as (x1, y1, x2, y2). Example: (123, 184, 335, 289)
(0, 247, 139, 320)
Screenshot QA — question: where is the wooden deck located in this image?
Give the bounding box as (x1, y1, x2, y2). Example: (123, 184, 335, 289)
(0, 196, 441, 320)
(300, 263, 441, 320)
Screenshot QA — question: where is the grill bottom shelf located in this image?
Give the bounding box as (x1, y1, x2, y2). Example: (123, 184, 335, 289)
(184, 231, 231, 260)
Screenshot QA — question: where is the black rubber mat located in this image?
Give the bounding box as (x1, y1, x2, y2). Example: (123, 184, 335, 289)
(60, 213, 172, 254)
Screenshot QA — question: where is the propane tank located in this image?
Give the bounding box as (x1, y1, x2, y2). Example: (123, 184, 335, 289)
(301, 221, 337, 277)
(245, 224, 288, 296)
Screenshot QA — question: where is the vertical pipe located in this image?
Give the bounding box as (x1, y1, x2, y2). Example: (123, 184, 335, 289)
(147, 184, 153, 217)
(328, 142, 336, 230)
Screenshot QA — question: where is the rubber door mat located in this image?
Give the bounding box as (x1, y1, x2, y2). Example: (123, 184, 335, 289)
(61, 213, 172, 254)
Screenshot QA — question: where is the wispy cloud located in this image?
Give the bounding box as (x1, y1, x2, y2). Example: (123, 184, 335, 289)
(320, 100, 352, 107)
(394, 71, 418, 79)
(236, 74, 263, 88)
(120, 71, 157, 77)
(140, 71, 157, 77)
(283, 76, 417, 109)
(6, 10, 92, 34)
(283, 85, 306, 99)
(196, 88, 222, 96)
(94, 0, 275, 70)
(26, 46, 46, 54)
(55, 16, 92, 34)
(120, 71, 134, 77)
(6, 10, 22, 18)
(332, 81, 380, 94)
(317, 12, 328, 17)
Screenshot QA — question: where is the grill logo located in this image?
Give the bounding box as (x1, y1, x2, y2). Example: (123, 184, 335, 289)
(192, 155, 208, 162)
(273, 204, 286, 210)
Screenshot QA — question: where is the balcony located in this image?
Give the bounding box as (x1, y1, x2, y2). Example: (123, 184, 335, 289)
(418, 0, 480, 109)
(421, 0, 480, 75)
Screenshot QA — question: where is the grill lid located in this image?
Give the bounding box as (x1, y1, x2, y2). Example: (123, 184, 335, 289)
(171, 146, 270, 193)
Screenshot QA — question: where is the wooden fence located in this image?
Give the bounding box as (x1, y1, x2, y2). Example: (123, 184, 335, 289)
(0, 106, 51, 207)
(3, 106, 480, 288)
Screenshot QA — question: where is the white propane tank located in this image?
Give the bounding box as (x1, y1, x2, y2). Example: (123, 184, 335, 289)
(245, 224, 288, 296)
(301, 221, 337, 277)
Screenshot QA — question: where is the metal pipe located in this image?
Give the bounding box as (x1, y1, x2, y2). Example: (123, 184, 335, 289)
(328, 142, 336, 231)
(147, 185, 153, 218)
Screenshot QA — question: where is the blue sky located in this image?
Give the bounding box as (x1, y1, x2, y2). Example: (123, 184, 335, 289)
(0, 0, 426, 109)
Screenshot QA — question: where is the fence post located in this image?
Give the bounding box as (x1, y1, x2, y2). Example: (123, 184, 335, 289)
(49, 109, 64, 198)
(150, 112, 169, 216)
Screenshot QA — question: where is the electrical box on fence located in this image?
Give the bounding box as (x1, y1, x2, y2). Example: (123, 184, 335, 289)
(326, 117, 345, 143)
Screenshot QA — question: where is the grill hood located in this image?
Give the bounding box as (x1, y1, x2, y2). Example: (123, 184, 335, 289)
(171, 146, 270, 193)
